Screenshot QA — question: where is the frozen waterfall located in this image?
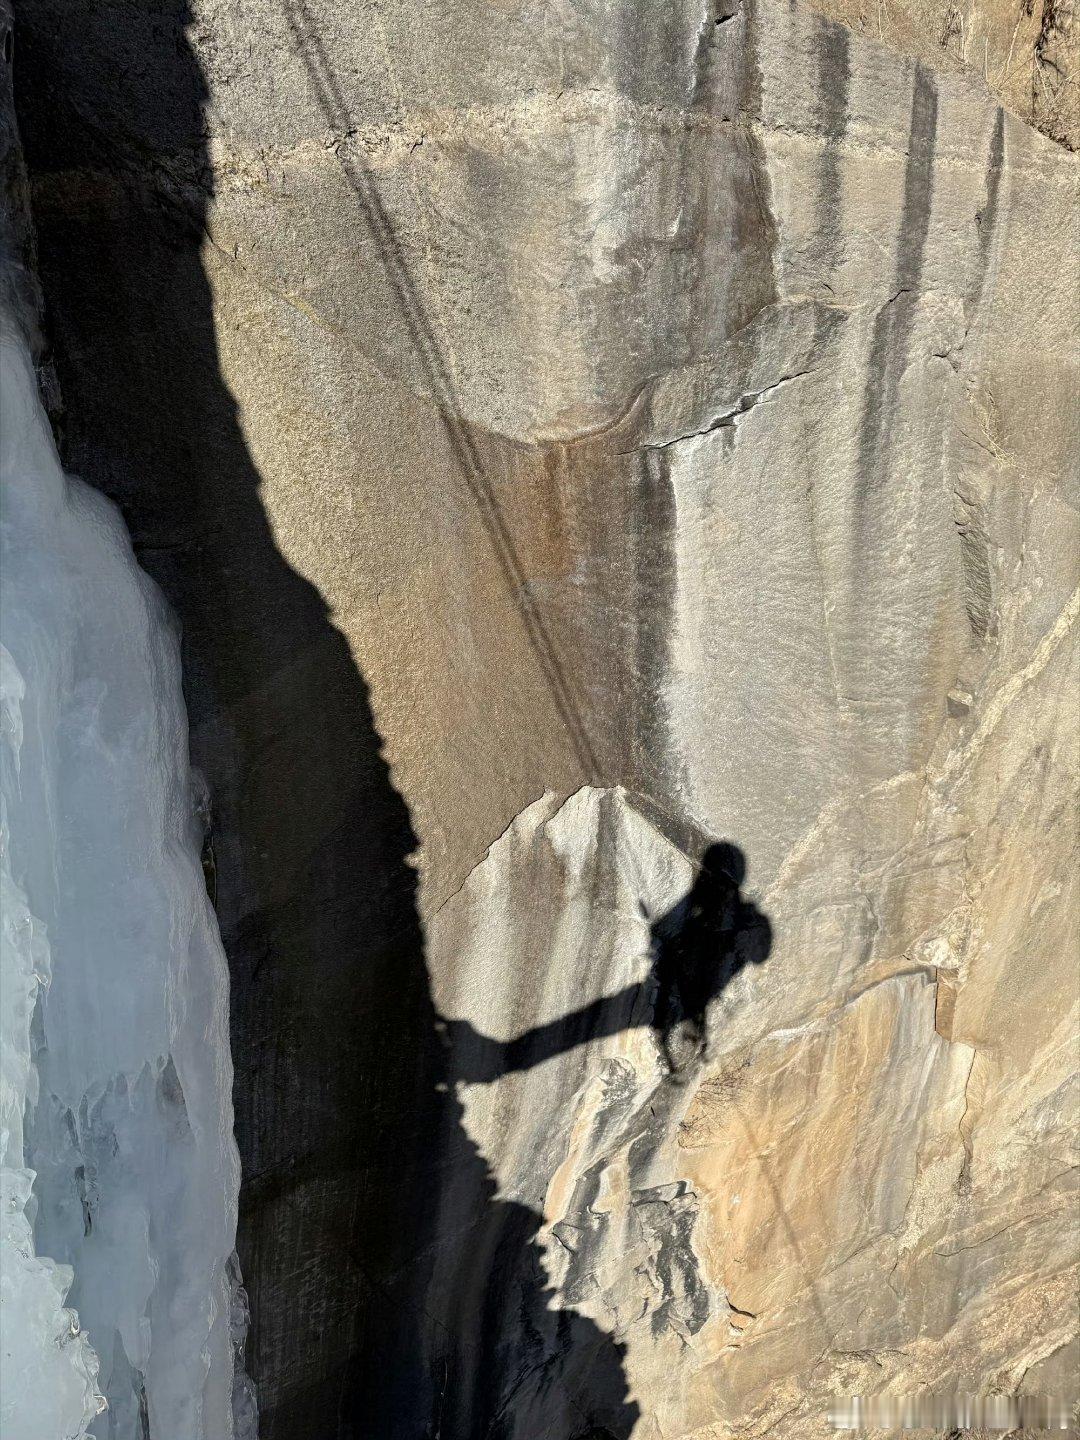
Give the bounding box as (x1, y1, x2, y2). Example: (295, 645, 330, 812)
(0, 321, 252, 1437)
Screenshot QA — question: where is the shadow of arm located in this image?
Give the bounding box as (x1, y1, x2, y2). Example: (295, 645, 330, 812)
(440, 983, 644, 1084)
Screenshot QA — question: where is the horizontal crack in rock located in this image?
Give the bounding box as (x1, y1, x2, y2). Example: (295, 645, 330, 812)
(621, 370, 814, 454)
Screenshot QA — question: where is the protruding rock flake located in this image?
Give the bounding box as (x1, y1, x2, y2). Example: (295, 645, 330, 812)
(0, 324, 252, 1438)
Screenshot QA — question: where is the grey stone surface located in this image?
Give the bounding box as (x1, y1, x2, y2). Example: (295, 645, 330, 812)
(12, 0, 1079, 1435)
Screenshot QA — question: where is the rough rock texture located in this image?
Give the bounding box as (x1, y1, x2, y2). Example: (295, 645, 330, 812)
(806, 0, 1078, 149)
(13, 0, 1080, 1436)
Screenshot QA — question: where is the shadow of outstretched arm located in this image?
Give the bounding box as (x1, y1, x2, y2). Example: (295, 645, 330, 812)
(439, 983, 643, 1083)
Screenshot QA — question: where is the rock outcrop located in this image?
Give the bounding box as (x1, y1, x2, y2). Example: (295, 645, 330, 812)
(12, 0, 1078, 1435)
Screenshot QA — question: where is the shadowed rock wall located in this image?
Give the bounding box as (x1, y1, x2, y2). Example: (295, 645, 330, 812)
(13, 0, 1079, 1435)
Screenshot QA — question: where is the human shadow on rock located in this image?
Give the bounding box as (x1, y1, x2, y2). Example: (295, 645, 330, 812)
(648, 840, 772, 1072)
(447, 840, 772, 1083)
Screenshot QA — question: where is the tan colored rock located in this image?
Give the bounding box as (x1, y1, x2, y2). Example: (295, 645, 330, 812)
(806, 0, 1077, 149)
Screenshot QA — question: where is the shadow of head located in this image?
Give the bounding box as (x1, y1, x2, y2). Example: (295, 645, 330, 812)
(649, 838, 772, 1073)
(702, 839, 746, 886)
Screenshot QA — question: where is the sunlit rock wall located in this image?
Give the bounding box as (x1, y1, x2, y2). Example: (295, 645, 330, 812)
(14, 0, 1079, 1435)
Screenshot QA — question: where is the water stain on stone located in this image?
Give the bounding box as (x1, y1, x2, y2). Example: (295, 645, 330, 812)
(813, 20, 851, 283)
(857, 63, 939, 489)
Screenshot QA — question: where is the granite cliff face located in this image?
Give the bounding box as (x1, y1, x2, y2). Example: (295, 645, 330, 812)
(11, 0, 1079, 1435)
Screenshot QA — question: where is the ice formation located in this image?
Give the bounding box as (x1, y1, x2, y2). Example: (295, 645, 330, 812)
(0, 320, 251, 1437)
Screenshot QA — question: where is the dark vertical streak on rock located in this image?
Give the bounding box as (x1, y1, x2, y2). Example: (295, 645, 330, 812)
(973, 107, 1007, 306)
(629, 449, 679, 802)
(841, 64, 941, 723)
(814, 21, 850, 285)
(858, 64, 939, 489)
(720, 0, 782, 340)
(953, 108, 1008, 653)
(688, 0, 715, 113)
